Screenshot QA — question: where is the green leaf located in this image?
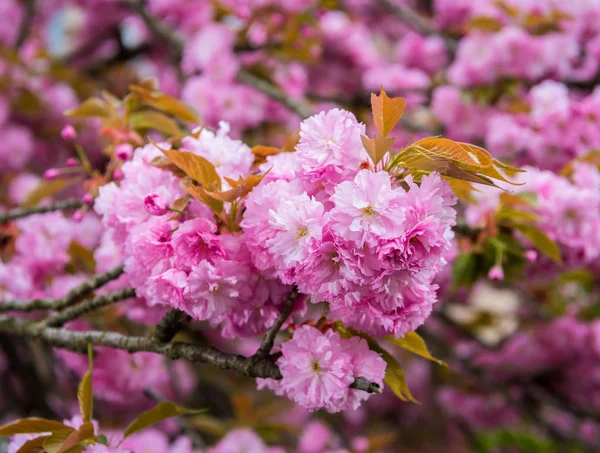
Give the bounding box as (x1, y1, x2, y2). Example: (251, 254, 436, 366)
(186, 185, 224, 214)
(361, 135, 396, 166)
(21, 178, 80, 208)
(406, 137, 491, 168)
(332, 323, 418, 404)
(380, 349, 419, 403)
(371, 86, 406, 138)
(15, 435, 50, 453)
(158, 145, 221, 190)
(65, 98, 111, 118)
(0, 418, 70, 436)
(129, 84, 200, 123)
(123, 402, 205, 440)
(496, 208, 538, 223)
(512, 223, 562, 264)
(78, 345, 94, 423)
(384, 332, 447, 367)
(130, 111, 183, 137)
(452, 252, 480, 288)
(42, 429, 85, 453)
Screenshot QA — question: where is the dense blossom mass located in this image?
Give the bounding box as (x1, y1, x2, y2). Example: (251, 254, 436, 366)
(1, 0, 600, 451)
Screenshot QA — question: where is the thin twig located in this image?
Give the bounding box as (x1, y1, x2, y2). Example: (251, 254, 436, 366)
(236, 71, 311, 119)
(15, 0, 36, 48)
(152, 309, 191, 343)
(256, 287, 299, 357)
(378, 0, 457, 52)
(0, 264, 125, 313)
(123, 0, 312, 119)
(39, 288, 136, 328)
(0, 199, 84, 225)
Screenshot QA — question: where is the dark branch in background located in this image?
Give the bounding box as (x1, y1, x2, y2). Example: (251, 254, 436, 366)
(378, 0, 457, 53)
(15, 0, 36, 48)
(39, 288, 136, 328)
(0, 264, 125, 313)
(152, 309, 191, 343)
(122, 0, 311, 119)
(0, 199, 83, 225)
(256, 287, 299, 356)
(432, 315, 598, 444)
(235, 71, 311, 119)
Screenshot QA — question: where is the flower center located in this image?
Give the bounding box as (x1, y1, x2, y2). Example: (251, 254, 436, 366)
(361, 206, 376, 217)
(296, 226, 308, 239)
(312, 361, 322, 374)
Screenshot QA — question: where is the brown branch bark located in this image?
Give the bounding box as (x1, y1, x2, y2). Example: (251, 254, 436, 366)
(122, 0, 312, 119)
(152, 309, 191, 343)
(0, 315, 381, 393)
(0, 264, 125, 313)
(38, 288, 136, 328)
(0, 199, 84, 225)
(378, 0, 457, 52)
(256, 287, 299, 357)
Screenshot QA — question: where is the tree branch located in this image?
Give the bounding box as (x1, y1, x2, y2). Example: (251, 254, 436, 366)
(0, 264, 125, 313)
(256, 287, 299, 357)
(15, 0, 36, 48)
(38, 288, 136, 328)
(0, 199, 84, 225)
(0, 316, 381, 393)
(378, 0, 457, 52)
(122, 0, 312, 119)
(152, 309, 191, 343)
(235, 71, 311, 119)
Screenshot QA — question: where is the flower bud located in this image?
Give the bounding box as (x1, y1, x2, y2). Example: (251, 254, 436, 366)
(525, 250, 538, 262)
(488, 264, 504, 281)
(144, 193, 168, 216)
(115, 143, 133, 161)
(82, 193, 94, 206)
(43, 168, 60, 180)
(61, 125, 76, 141)
(65, 157, 78, 167)
(72, 210, 84, 222)
(113, 168, 124, 181)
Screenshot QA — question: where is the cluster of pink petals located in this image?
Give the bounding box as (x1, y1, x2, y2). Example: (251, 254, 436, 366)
(243, 109, 457, 338)
(258, 325, 386, 413)
(476, 316, 600, 410)
(465, 163, 600, 266)
(95, 126, 293, 339)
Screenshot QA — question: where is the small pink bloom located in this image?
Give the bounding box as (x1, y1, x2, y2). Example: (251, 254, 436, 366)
(115, 143, 133, 161)
(488, 265, 504, 281)
(44, 168, 60, 180)
(144, 193, 168, 216)
(61, 124, 76, 141)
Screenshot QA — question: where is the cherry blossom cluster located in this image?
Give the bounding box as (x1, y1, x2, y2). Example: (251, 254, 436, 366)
(466, 163, 600, 266)
(258, 325, 386, 413)
(243, 109, 457, 338)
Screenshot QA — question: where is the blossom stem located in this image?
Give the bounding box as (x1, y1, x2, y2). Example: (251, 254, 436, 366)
(256, 287, 299, 357)
(152, 309, 191, 343)
(0, 199, 84, 224)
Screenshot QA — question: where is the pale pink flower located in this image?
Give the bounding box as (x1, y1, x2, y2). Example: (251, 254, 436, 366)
(277, 325, 354, 411)
(329, 170, 406, 246)
(172, 218, 225, 271)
